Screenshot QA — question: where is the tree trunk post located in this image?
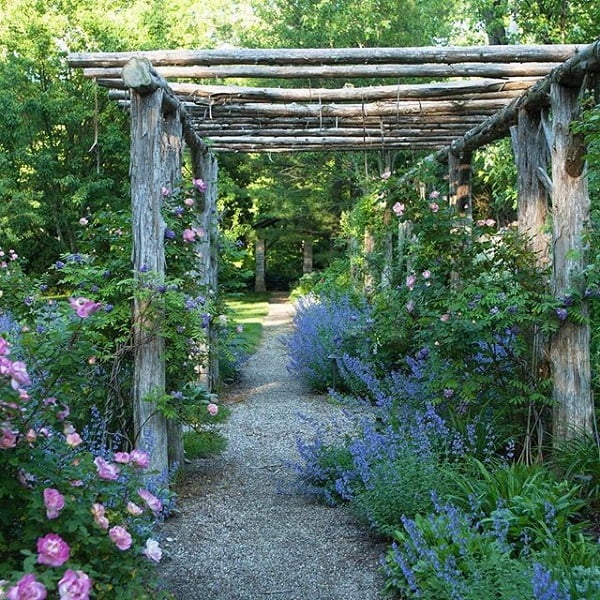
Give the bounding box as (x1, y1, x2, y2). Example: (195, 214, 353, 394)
(129, 86, 169, 477)
(162, 106, 184, 471)
(302, 239, 314, 274)
(549, 82, 594, 442)
(255, 238, 267, 292)
(190, 147, 220, 392)
(449, 150, 472, 215)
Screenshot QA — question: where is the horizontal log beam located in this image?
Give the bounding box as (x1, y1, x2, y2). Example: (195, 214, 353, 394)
(210, 143, 445, 152)
(441, 39, 600, 157)
(192, 125, 474, 136)
(68, 44, 581, 68)
(204, 135, 456, 146)
(83, 62, 561, 80)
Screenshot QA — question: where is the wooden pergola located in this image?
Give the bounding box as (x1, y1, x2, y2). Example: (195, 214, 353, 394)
(68, 40, 600, 475)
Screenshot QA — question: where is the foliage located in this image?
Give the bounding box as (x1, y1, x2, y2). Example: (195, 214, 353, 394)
(183, 430, 227, 459)
(0, 333, 171, 599)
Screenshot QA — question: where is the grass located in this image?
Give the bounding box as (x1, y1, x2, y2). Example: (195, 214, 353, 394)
(225, 291, 271, 356)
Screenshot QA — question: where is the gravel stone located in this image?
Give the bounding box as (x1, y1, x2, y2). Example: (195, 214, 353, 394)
(159, 294, 387, 599)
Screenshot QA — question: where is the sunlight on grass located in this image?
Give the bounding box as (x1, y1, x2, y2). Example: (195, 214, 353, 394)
(225, 292, 270, 356)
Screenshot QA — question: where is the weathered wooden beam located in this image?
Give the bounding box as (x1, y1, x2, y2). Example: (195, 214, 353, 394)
(549, 81, 594, 441)
(130, 85, 170, 476)
(68, 44, 581, 68)
(442, 39, 600, 157)
(83, 62, 561, 81)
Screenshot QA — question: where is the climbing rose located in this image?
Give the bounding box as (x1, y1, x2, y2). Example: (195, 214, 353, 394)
(138, 488, 162, 512)
(184, 197, 194, 206)
(406, 274, 417, 291)
(58, 569, 92, 600)
(109, 526, 132, 551)
(130, 449, 150, 469)
(429, 190, 441, 199)
(392, 202, 405, 216)
(429, 202, 440, 213)
(182, 228, 196, 243)
(6, 574, 47, 600)
(142, 538, 162, 563)
(0, 427, 17, 449)
(126, 501, 144, 516)
(43, 488, 65, 519)
(207, 403, 219, 416)
(65, 432, 83, 447)
(69, 297, 102, 319)
(8, 360, 31, 390)
(91, 503, 109, 529)
(422, 269, 431, 279)
(113, 452, 131, 464)
(93, 456, 120, 480)
(440, 313, 451, 322)
(192, 178, 207, 192)
(78, 217, 88, 226)
(37, 533, 70, 567)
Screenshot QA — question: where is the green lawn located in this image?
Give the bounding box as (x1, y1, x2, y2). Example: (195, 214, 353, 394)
(225, 291, 271, 356)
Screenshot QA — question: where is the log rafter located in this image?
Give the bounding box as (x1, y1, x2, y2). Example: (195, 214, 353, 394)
(67, 41, 599, 153)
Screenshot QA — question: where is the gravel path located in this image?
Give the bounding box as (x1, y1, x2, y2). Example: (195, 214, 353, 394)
(159, 293, 387, 600)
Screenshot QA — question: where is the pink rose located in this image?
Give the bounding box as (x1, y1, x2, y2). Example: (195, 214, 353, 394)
(69, 297, 102, 319)
(43, 488, 65, 519)
(66, 432, 82, 448)
(129, 449, 150, 469)
(405, 300, 415, 313)
(58, 569, 92, 600)
(25, 428, 37, 444)
(113, 452, 130, 464)
(440, 313, 451, 322)
(0, 427, 17, 449)
(37, 533, 70, 567)
(392, 202, 405, 216)
(429, 202, 440, 213)
(406, 274, 417, 291)
(93, 457, 120, 481)
(126, 501, 144, 516)
(8, 361, 31, 390)
(0, 337, 10, 356)
(182, 228, 196, 243)
(184, 197, 194, 206)
(207, 403, 219, 416)
(6, 574, 47, 600)
(78, 217, 88, 226)
(422, 270, 431, 279)
(91, 503, 109, 529)
(192, 178, 207, 192)
(429, 190, 441, 199)
(56, 404, 70, 421)
(109, 526, 132, 551)
(138, 488, 162, 512)
(142, 538, 162, 563)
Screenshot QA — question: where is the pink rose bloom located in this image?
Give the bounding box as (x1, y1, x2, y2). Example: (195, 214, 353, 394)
(0, 337, 10, 355)
(405, 300, 415, 313)
(58, 569, 92, 600)
(8, 361, 31, 390)
(429, 190, 441, 199)
(130, 449, 150, 469)
(37, 533, 70, 567)
(126, 501, 144, 516)
(6, 574, 47, 600)
(207, 403, 219, 416)
(0, 427, 17, 449)
(25, 428, 37, 444)
(109, 526, 132, 551)
(66, 432, 83, 448)
(113, 452, 130, 464)
(406, 274, 417, 291)
(138, 488, 162, 512)
(192, 178, 207, 192)
(184, 197, 194, 206)
(142, 538, 162, 563)
(91, 503, 109, 529)
(182, 228, 196, 243)
(43, 488, 65, 519)
(69, 297, 102, 319)
(78, 217, 88, 226)
(161, 186, 170, 196)
(392, 202, 405, 216)
(93, 456, 120, 481)
(422, 270, 431, 279)
(429, 202, 440, 213)
(440, 313, 451, 322)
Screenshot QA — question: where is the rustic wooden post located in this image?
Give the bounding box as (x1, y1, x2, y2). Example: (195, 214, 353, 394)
(449, 150, 472, 215)
(162, 106, 184, 470)
(302, 239, 314, 274)
(363, 228, 375, 292)
(381, 209, 393, 288)
(255, 238, 267, 292)
(125, 61, 170, 476)
(515, 107, 551, 266)
(190, 146, 220, 391)
(549, 82, 594, 441)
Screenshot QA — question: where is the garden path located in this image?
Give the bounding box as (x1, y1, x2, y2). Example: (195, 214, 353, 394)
(159, 293, 387, 600)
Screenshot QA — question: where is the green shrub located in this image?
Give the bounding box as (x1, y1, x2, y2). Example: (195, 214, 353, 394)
(183, 430, 227, 459)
